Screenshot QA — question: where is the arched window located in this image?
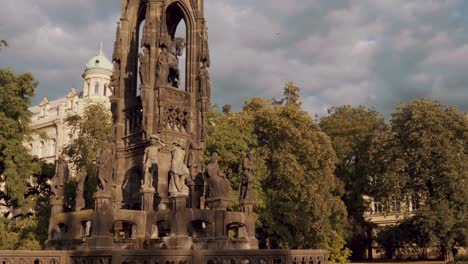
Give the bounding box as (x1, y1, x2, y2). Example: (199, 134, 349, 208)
(94, 83, 100, 95)
(174, 19, 187, 89)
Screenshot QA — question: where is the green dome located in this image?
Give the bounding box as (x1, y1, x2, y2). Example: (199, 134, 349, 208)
(85, 52, 113, 72)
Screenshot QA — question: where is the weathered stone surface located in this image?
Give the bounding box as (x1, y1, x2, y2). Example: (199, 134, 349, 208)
(43, 0, 326, 258)
(0, 249, 329, 264)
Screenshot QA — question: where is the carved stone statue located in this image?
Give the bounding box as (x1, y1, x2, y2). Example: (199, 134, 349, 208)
(141, 16, 150, 47)
(167, 37, 186, 87)
(97, 137, 115, 193)
(156, 46, 169, 86)
(188, 142, 204, 183)
(139, 47, 150, 86)
(143, 134, 165, 189)
(200, 100, 209, 142)
(205, 153, 231, 199)
(52, 154, 69, 199)
(75, 165, 87, 210)
(240, 152, 254, 203)
(169, 139, 189, 195)
(199, 60, 211, 98)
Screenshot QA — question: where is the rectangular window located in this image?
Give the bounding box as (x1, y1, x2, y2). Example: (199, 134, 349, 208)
(373, 201, 383, 214)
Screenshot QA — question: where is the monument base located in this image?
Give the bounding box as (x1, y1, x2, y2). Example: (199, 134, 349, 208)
(86, 236, 114, 249)
(164, 235, 193, 250)
(206, 197, 232, 210)
(0, 249, 329, 264)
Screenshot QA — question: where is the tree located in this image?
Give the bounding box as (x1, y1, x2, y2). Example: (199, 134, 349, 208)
(208, 84, 351, 263)
(320, 106, 386, 259)
(222, 104, 231, 114)
(0, 68, 39, 209)
(0, 40, 7, 50)
(369, 99, 468, 260)
(283, 82, 301, 107)
(0, 68, 53, 249)
(64, 103, 113, 208)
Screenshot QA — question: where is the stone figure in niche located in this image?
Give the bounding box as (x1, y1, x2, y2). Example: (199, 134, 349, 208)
(139, 47, 150, 86)
(75, 164, 87, 210)
(167, 38, 186, 88)
(156, 46, 169, 86)
(52, 154, 68, 199)
(169, 139, 189, 195)
(199, 60, 211, 98)
(240, 152, 254, 203)
(188, 142, 204, 184)
(200, 100, 209, 142)
(97, 136, 115, 193)
(141, 16, 150, 47)
(143, 134, 165, 189)
(205, 153, 231, 199)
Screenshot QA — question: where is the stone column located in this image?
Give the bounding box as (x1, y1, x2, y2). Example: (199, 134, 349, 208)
(165, 194, 192, 249)
(87, 191, 114, 249)
(141, 186, 155, 211)
(241, 200, 258, 249)
(47, 197, 65, 242)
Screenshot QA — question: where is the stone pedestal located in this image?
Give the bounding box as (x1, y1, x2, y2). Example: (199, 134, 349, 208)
(240, 200, 258, 249)
(166, 194, 192, 249)
(47, 197, 65, 242)
(141, 186, 155, 211)
(88, 191, 114, 249)
(206, 197, 232, 211)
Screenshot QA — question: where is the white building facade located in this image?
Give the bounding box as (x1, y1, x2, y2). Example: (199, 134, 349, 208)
(27, 49, 113, 165)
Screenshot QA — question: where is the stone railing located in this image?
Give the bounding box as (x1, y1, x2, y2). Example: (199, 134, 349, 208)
(0, 250, 328, 264)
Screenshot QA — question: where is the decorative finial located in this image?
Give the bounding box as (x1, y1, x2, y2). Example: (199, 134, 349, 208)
(100, 41, 103, 56)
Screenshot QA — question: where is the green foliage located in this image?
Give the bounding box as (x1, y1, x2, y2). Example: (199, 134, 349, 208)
(64, 103, 112, 208)
(65, 103, 113, 167)
(208, 84, 350, 263)
(376, 217, 432, 259)
(283, 82, 301, 107)
(370, 99, 468, 260)
(325, 232, 353, 264)
(0, 68, 39, 208)
(320, 105, 386, 258)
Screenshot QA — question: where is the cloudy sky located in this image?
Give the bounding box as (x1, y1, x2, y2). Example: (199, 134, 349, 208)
(1, 0, 468, 116)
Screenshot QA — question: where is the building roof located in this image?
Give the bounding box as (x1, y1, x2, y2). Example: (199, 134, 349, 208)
(85, 48, 113, 72)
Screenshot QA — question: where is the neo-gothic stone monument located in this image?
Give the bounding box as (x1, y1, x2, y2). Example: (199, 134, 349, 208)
(39, 1, 328, 262)
(46, 0, 257, 251)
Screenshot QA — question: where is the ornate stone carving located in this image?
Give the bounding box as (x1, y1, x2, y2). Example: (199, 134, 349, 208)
(188, 141, 204, 183)
(168, 139, 189, 196)
(240, 152, 254, 203)
(205, 153, 231, 200)
(167, 38, 186, 88)
(156, 46, 170, 86)
(161, 106, 190, 133)
(52, 154, 68, 199)
(97, 137, 115, 193)
(139, 47, 150, 86)
(142, 134, 165, 189)
(199, 60, 210, 98)
(75, 165, 86, 210)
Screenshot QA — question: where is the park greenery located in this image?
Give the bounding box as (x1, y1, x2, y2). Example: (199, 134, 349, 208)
(0, 67, 467, 263)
